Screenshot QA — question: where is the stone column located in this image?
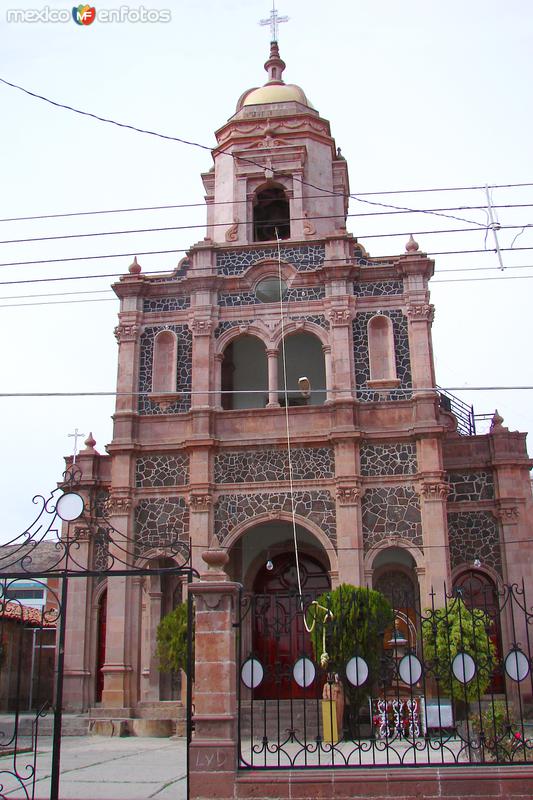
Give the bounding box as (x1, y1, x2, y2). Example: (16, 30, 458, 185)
(418, 479, 450, 606)
(189, 551, 240, 800)
(322, 344, 333, 403)
(266, 349, 280, 408)
(214, 353, 223, 411)
(192, 318, 214, 409)
(100, 495, 135, 711)
(327, 307, 354, 401)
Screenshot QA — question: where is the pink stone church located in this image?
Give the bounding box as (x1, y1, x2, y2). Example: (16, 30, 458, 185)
(62, 41, 533, 722)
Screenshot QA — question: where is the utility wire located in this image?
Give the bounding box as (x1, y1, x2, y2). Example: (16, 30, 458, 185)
(0, 386, 532, 398)
(0, 76, 495, 228)
(3, 263, 533, 300)
(2, 199, 533, 225)
(1, 244, 533, 271)
(8, 218, 528, 247)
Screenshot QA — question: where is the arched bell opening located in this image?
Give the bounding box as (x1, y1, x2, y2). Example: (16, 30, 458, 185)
(253, 184, 290, 242)
(277, 331, 326, 406)
(221, 334, 268, 410)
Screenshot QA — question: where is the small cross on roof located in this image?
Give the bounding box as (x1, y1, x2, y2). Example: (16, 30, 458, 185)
(259, 2, 289, 43)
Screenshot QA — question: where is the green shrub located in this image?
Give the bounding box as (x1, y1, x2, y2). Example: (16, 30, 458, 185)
(156, 602, 193, 677)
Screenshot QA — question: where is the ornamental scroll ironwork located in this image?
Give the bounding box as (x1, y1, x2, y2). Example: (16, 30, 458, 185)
(237, 578, 533, 769)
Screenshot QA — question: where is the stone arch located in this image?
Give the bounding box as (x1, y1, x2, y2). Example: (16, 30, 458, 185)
(219, 332, 268, 410)
(252, 181, 290, 242)
(272, 319, 329, 349)
(214, 322, 271, 356)
(364, 538, 425, 595)
(222, 510, 338, 582)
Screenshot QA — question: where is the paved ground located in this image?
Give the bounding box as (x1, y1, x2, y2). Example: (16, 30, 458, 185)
(0, 736, 188, 800)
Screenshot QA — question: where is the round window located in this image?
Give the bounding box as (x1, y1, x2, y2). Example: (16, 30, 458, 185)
(255, 277, 287, 303)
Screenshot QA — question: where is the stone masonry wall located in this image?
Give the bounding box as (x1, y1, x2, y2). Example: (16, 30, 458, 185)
(362, 487, 422, 552)
(447, 511, 502, 575)
(214, 447, 334, 484)
(214, 491, 336, 546)
(360, 443, 417, 476)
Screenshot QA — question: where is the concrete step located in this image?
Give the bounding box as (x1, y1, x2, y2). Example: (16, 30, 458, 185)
(0, 713, 90, 737)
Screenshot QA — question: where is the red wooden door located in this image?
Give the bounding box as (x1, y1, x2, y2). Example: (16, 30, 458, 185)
(96, 590, 107, 702)
(252, 553, 330, 699)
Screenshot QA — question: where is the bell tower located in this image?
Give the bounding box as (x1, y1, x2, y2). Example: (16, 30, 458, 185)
(202, 41, 349, 244)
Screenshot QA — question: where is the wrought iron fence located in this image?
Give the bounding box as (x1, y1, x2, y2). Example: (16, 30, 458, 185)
(0, 467, 195, 800)
(237, 578, 533, 768)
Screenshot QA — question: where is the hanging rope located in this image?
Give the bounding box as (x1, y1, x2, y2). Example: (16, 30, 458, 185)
(275, 230, 333, 644)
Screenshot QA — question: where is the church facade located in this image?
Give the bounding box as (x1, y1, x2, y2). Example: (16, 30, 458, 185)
(61, 42, 533, 716)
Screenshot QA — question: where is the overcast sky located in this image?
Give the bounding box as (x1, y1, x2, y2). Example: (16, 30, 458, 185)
(1, 0, 532, 541)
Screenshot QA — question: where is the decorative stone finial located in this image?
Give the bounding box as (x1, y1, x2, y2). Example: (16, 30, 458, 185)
(84, 432, 96, 449)
(405, 235, 419, 253)
(202, 549, 229, 581)
(264, 41, 286, 84)
(490, 409, 505, 433)
(129, 256, 142, 274)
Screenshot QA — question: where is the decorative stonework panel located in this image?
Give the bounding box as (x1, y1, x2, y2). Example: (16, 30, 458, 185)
(360, 443, 417, 476)
(135, 497, 189, 556)
(362, 487, 422, 552)
(93, 528, 110, 572)
(352, 310, 413, 401)
(138, 325, 192, 414)
(448, 511, 502, 575)
(136, 454, 190, 488)
(290, 314, 330, 331)
(447, 471, 494, 502)
(353, 281, 404, 297)
(214, 491, 336, 545)
(216, 245, 325, 276)
(94, 489, 110, 518)
(214, 447, 334, 484)
(143, 296, 190, 313)
(214, 320, 249, 339)
(218, 285, 325, 307)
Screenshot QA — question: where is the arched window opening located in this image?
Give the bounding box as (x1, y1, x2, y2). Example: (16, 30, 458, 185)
(453, 569, 503, 693)
(368, 315, 397, 385)
(152, 330, 177, 394)
(253, 185, 290, 242)
(221, 335, 268, 410)
(278, 332, 326, 406)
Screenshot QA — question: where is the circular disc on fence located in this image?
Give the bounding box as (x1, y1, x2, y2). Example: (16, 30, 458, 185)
(504, 649, 530, 683)
(398, 654, 423, 685)
(293, 657, 315, 688)
(241, 658, 264, 689)
(452, 652, 477, 684)
(56, 492, 85, 521)
(345, 656, 369, 687)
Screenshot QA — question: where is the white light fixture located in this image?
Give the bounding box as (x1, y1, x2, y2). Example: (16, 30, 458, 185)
(298, 376, 311, 398)
(473, 558, 481, 569)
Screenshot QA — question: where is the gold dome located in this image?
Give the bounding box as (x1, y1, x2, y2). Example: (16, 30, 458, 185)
(241, 83, 313, 108)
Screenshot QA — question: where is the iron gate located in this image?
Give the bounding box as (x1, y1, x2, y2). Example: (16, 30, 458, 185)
(237, 579, 533, 769)
(0, 468, 195, 799)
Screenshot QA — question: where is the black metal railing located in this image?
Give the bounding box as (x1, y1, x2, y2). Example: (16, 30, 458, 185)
(237, 579, 533, 768)
(437, 387, 476, 435)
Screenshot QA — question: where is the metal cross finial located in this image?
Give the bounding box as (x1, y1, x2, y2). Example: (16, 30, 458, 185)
(68, 428, 85, 464)
(259, 2, 289, 43)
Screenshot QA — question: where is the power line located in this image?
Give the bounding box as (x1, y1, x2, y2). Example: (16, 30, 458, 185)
(2, 263, 533, 300)
(2, 198, 533, 225)
(0, 386, 532, 398)
(1, 244, 532, 272)
(0, 76, 495, 228)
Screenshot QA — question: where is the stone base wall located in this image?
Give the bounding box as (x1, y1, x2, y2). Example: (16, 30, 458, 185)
(227, 767, 533, 800)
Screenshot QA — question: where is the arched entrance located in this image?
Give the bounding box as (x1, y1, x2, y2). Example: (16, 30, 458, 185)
(252, 552, 330, 699)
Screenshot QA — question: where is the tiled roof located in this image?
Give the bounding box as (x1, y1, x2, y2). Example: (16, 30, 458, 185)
(0, 541, 62, 573)
(0, 600, 56, 628)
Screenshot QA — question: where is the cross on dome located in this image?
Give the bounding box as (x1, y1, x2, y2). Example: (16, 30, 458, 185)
(259, 2, 289, 43)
